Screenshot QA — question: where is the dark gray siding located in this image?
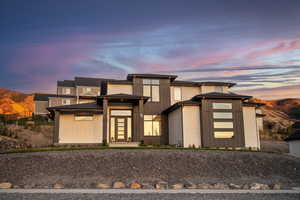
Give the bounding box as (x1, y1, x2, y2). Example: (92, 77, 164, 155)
(201, 99, 245, 148)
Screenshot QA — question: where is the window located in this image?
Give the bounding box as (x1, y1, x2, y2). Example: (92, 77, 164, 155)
(215, 86, 223, 93)
(213, 112, 233, 119)
(214, 131, 234, 138)
(63, 88, 71, 95)
(62, 99, 71, 105)
(174, 87, 182, 101)
(213, 103, 232, 109)
(144, 115, 161, 136)
(143, 79, 160, 102)
(75, 115, 93, 121)
(214, 122, 233, 129)
(111, 110, 132, 116)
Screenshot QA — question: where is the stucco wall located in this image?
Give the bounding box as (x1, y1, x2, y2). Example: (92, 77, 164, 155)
(182, 106, 201, 147)
(170, 86, 200, 105)
(168, 107, 183, 146)
(107, 84, 133, 95)
(243, 106, 260, 149)
(59, 114, 103, 143)
(79, 99, 96, 104)
(34, 101, 49, 115)
(288, 141, 300, 155)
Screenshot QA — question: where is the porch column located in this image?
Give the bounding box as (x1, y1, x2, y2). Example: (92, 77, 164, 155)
(103, 98, 108, 144)
(138, 99, 144, 141)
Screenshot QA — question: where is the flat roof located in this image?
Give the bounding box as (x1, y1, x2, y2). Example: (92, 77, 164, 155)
(127, 74, 177, 81)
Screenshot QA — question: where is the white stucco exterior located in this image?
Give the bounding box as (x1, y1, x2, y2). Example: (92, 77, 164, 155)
(59, 114, 103, 143)
(288, 140, 300, 155)
(170, 86, 201, 105)
(107, 84, 133, 95)
(182, 106, 201, 147)
(243, 106, 260, 149)
(201, 86, 229, 94)
(168, 107, 183, 146)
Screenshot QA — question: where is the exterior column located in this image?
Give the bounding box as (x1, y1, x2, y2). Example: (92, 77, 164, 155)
(103, 98, 108, 144)
(138, 99, 144, 142)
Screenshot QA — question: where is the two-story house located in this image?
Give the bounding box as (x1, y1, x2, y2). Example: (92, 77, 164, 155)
(34, 74, 264, 149)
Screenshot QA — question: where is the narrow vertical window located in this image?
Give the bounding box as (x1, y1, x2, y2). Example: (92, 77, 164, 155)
(174, 87, 182, 101)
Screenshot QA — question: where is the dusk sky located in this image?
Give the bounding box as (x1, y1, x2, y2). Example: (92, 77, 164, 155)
(1, 0, 300, 99)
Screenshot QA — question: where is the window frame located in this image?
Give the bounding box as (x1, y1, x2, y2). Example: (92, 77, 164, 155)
(74, 115, 94, 121)
(144, 115, 161, 136)
(62, 98, 71, 105)
(142, 79, 160, 102)
(63, 87, 71, 95)
(174, 87, 182, 101)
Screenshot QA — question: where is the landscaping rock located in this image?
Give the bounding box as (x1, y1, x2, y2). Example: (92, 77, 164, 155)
(292, 187, 300, 190)
(0, 182, 12, 189)
(271, 184, 281, 190)
(197, 183, 211, 189)
(170, 183, 184, 189)
(250, 183, 269, 190)
(53, 184, 64, 189)
(96, 183, 111, 189)
(155, 181, 168, 189)
(113, 181, 125, 189)
(242, 184, 250, 190)
(229, 183, 242, 189)
(184, 183, 197, 189)
(212, 183, 229, 190)
(130, 183, 141, 189)
(142, 183, 154, 189)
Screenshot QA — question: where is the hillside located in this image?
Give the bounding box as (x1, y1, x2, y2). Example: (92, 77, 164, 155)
(0, 88, 33, 118)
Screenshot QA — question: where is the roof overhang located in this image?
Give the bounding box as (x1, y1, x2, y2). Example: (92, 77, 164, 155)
(97, 93, 149, 104)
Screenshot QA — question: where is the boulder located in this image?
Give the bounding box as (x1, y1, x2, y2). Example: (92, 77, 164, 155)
(113, 181, 125, 189)
(212, 183, 229, 190)
(170, 184, 184, 189)
(53, 184, 64, 189)
(0, 182, 12, 189)
(229, 183, 242, 189)
(96, 183, 111, 189)
(141, 183, 154, 189)
(130, 183, 141, 189)
(250, 183, 269, 190)
(184, 183, 197, 189)
(197, 183, 212, 189)
(155, 181, 168, 189)
(271, 184, 281, 190)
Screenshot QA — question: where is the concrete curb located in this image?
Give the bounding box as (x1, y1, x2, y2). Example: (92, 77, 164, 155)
(0, 189, 300, 194)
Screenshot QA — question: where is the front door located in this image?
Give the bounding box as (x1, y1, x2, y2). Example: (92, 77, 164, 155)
(115, 117, 127, 142)
(110, 109, 132, 142)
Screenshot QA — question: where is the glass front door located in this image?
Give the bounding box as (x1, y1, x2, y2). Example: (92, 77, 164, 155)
(110, 110, 132, 142)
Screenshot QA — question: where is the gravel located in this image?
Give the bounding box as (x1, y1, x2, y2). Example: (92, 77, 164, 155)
(0, 149, 299, 188)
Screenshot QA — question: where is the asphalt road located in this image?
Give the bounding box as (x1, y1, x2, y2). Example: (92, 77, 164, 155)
(1, 189, 300, 200)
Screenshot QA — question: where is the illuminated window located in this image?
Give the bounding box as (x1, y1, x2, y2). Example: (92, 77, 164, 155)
(62, 99, 71, 105)
(63, 88, 71, 95)
(111, 110, 132, 116)
(214, 131, 234, 138)
(214, 122, 233, 129)
(215, 86, 223, 93)
(144, 115, 161, 136)
(174, 87, 182, 101)
(75, 115, 93, 121)
(213, 103, 232, 109)
(213, 112, 232, 119)
(143, 79, 160, 102)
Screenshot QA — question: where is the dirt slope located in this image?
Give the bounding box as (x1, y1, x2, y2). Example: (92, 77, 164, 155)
(0, 150, 299, 188)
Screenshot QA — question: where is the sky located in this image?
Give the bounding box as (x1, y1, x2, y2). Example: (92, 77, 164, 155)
(1, 0, 300, 99)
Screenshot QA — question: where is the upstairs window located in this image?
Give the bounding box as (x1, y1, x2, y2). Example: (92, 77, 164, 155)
(62, 99, 71, 105)
(215, 86, 224, 93)
(174, 87, 182, 101)
(63, 88, 71, 95)
(143, 79, 160, 102)
(213, 103, 232, 109)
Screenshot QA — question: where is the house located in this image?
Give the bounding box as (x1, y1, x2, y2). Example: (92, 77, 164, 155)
(285, 123, 300, 155)
(34, 74, 264, 149)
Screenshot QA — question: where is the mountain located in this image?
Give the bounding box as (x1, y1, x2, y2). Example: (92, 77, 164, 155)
(0, 88, 33, 118)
